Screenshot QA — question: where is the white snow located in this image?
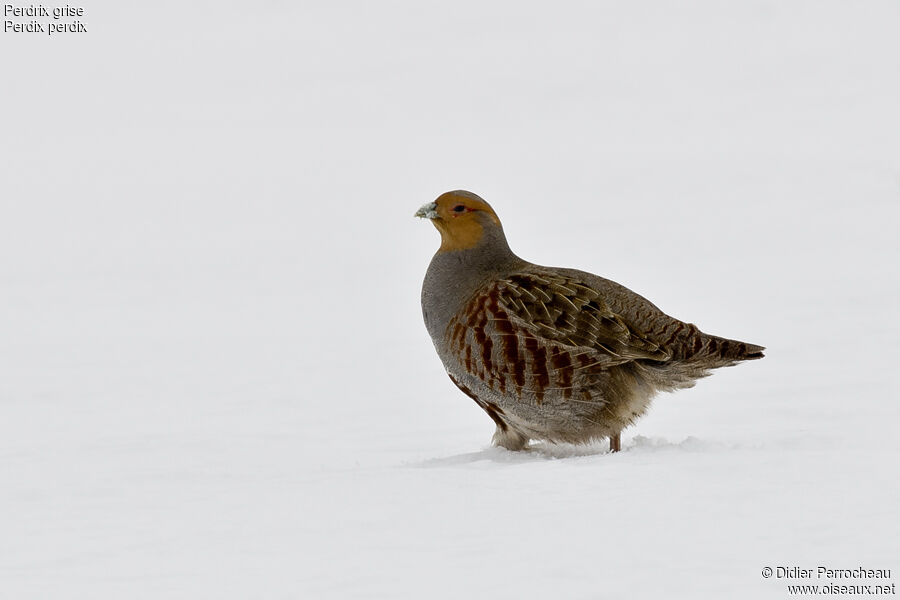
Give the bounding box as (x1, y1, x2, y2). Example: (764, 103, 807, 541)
(415, 202, 440, 220)
(2, 1, 899, 598)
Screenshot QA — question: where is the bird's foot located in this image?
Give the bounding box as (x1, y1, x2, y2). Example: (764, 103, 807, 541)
(492, 427, 529, 451)
(609, 432, 621, 453)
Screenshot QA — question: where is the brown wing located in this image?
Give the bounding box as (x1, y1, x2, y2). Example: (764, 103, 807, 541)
(444, 272, 671, 403)
(497, 273, 672, 362)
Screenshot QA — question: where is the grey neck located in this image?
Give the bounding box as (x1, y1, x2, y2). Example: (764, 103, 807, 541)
(451, 224, 521, 274)
(421, 225, 526, 342)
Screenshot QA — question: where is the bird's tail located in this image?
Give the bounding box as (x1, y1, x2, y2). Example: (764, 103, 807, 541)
(705, 335, 765, 362)
(640, 331, 764, 391)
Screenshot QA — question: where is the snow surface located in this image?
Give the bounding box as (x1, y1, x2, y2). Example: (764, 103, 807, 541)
(2, 1, 899, 598)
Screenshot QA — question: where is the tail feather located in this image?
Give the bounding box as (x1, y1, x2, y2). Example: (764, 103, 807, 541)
(702, 335, 765, 365)
(639, 328, 764, 391)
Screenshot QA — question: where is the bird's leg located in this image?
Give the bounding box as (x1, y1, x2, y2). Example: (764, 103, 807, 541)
(609, 432, 621, 453)
(492, 427, 529, 451)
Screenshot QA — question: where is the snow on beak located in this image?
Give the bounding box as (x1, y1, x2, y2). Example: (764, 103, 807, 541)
(415, 202, 439, 219)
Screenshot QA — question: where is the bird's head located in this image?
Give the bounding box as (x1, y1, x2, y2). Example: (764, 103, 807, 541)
(415, 190, 502, 252)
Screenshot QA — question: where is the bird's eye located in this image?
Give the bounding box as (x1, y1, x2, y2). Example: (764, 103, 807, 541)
(452, 204, 466, 213)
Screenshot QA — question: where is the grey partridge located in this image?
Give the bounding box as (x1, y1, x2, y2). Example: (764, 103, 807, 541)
(417, 190, 764, 452)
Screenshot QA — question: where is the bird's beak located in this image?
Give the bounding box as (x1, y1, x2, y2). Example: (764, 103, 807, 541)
(415, 202, 439, 219)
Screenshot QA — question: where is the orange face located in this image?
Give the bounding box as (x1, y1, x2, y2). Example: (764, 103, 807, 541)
(432, 191, 501, 225)
(416, 190, 501, 252)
